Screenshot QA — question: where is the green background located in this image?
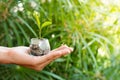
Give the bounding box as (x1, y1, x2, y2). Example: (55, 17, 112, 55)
(0, 0, 120, 80)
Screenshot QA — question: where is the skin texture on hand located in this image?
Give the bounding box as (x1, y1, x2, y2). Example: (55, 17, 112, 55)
(0, 45, 73, 71)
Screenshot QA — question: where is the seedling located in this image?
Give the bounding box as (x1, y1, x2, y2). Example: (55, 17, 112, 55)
(33, 11, 52, 39)
(29, 11, 52, 56)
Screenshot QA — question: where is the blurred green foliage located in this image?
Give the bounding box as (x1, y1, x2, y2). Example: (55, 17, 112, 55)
(0, 0, 120, 80)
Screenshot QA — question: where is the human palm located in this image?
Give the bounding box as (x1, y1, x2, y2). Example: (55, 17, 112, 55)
(8, 45, 73, 70)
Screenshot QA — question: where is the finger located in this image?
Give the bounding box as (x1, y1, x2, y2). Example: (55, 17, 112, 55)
(35, 48, 72, 64)
(36, 47, 73, 70)
(51, 45, 73, 54)
(51, 45, 69, 52)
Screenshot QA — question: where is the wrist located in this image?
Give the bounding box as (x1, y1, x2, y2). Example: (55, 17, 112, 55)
(0, 47, 12, 64)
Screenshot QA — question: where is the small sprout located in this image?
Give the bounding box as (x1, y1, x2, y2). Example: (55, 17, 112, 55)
(33, 11, 52, 38)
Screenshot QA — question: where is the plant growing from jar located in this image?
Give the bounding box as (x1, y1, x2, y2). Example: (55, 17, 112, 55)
(30, 11, 52, 56)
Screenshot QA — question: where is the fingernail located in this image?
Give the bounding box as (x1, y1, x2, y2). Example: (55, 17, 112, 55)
(70, 47, 74, 52)
(67, 50, 71, 54)
(63, 44, 67, 46)
(61, 43, 65, 45)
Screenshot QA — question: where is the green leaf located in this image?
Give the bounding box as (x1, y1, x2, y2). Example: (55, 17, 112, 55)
(41, 71, 65, 80)
(17, 16, 38, 37)
(33, 11, 41, 30)
(41, 21, 52, 29)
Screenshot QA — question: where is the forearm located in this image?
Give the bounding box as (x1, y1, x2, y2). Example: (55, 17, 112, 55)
(0, 46, 12, 64)
(0, 46, 36, 67)
(0, 46, 33, 64)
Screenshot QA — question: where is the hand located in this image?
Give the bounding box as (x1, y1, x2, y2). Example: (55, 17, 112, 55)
(7, 45, 73, 71)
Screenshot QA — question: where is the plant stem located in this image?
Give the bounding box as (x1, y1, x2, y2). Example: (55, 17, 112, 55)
(38, 19, 41, 38)
(38, 25, 41, 39)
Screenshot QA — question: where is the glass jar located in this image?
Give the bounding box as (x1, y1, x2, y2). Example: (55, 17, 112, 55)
(30, 38, 50, 56)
